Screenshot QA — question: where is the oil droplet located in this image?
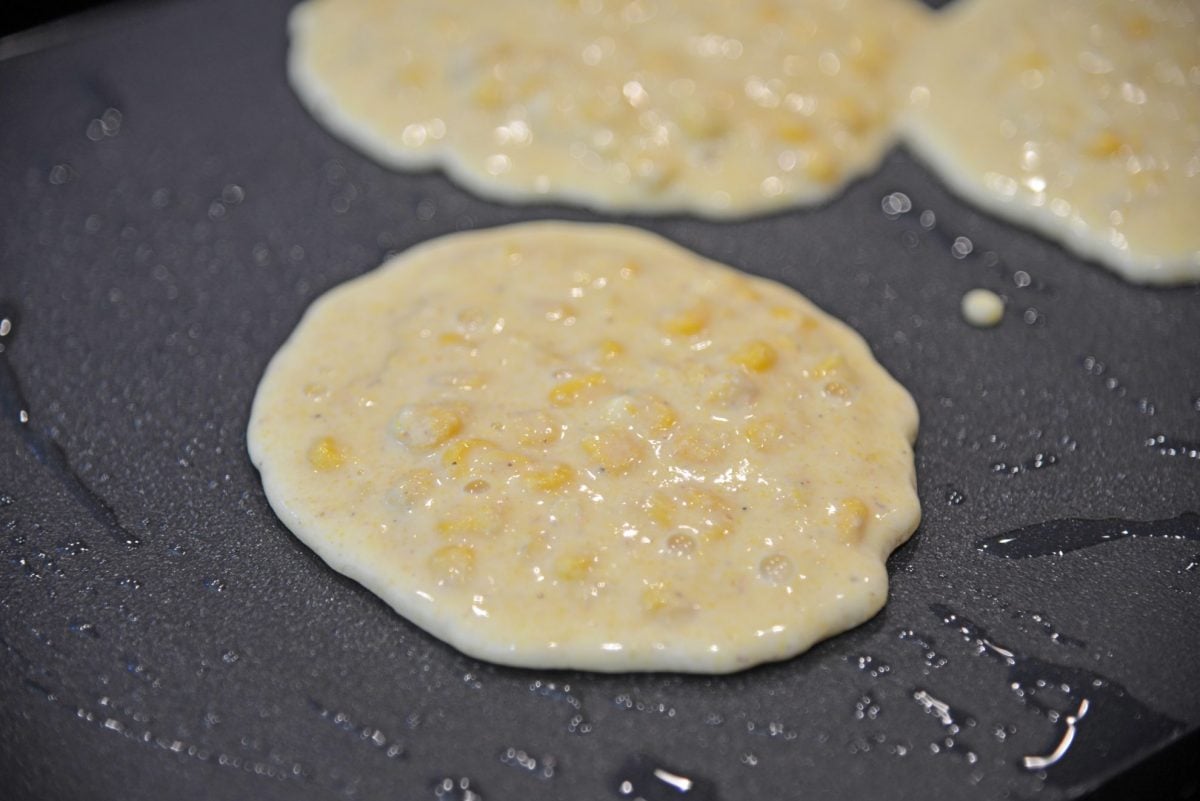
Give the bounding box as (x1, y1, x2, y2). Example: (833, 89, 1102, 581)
(614, 754, 718, 799)
(978, 513, 1200, 558)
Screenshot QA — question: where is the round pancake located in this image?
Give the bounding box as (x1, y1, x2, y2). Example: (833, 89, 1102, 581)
(898, 0, 1200, 284)
(288, 0, 930, 217)
(247, 222, 920, 673)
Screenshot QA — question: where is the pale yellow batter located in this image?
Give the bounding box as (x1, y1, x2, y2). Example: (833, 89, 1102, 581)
(247, 223, 920, 673)
(288, 0, 929, 216)
(899, 0, 1200, 284)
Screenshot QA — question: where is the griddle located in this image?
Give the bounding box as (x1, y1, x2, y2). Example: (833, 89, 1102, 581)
(1, 1, 1198, 799)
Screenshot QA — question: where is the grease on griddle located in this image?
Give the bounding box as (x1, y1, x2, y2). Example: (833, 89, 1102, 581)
(0, 303, 140, 547)
(614, 753, 718, 800)
(931, 605, 1184, 786)
(977, 513, 1200, 558)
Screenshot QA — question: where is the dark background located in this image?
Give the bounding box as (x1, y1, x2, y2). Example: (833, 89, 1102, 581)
(3, 0, 122, 38)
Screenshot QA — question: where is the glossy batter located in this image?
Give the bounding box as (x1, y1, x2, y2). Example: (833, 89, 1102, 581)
(288, 0, 929, 216)
(899, 0, 1200, 284)
(247, 223, 920, 673)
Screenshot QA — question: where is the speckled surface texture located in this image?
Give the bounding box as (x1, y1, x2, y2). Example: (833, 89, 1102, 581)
(1, 1, 1198, 799)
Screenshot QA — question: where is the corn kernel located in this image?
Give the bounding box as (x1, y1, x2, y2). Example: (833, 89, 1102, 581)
(436, 503, 504, 539)
(428, 544, 475, 584)
(833, 498, 871, 543)
(1085, 130, 1123, 159)
(661, 304, 710, 336)
(1125, 14, 1152, 39)
(597, 339, 625, 360)
(442, 437, 496, 473)
(392, 403, 465, 450)
(776, 120, 813, 144)
(805, 146, 839, 184)
(672, 426, 725, 464)
(809, 353, 843, 379)
(553, 553, 596, 581)
(582, 428, 646, 474)
(463, 479, 490, 494)
(472, 75, 507, 110)
(641, 584, 669, 613)
(549, 372, 607, 406)
(512, 410, 564, 448)
(731, 340, 778, 372)
(395, 61, 430, 88)
(386, 468, 436, 510)
(704, 370, 758, 407)
(742, 418, 784, 450)
(522, 462, 575, 492)
(437, 332, 471, 347)
(307, 436, 345, 471)
(829, 96, 874, 136)
(824, 381, 851, 401)
(620, 260, 640, 279)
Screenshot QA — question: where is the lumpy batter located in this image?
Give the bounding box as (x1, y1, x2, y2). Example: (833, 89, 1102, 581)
(247, 223, 920, 673)
(899, 0, 1200, 284)
(288, 0, 929, 216)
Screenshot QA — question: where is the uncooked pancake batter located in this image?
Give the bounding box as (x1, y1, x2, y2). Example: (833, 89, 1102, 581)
(248, 223, 920, 673)
(288, 0, 929, 216)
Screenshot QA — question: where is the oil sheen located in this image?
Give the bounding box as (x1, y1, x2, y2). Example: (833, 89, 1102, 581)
(287, 0, 929, 217)
(247, 223, 920, 673)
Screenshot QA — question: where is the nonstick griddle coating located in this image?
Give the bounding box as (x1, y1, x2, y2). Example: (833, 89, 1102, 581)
(1, 1, 1197, 799)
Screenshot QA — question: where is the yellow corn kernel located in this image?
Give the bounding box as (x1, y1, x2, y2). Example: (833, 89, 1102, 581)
(620, 260, 640, 279)
(598, 339, 625, 360)
(672, 426, 725, 464)
(549, 372, 607, 406)
(1085, 130, 1123, 159)
(437, 332, 471, 347)
(639, 395, 678, 436)
(677, 102, 727, 139)
(1010, 49, 1048, 74)
(848, 33, 888, 77)
(833, 498, 872, 543)
(387, 468, 437, 510)
(428, 544, 475, 584)
(776, 120, 813, 144)
(641, 584, 669, 613)
(522, 462, 575, 492)
(393, 403, 464, 450)
(307, 437, 345, 471)
(582, 428, 646, 474)
(742, 418, 784, 450)
(805, 146, 839, 184)
(1125, 14, 1152, 39)
(809, 353, 844, 379)
(682, 487, 733, 541)
(436, 504, 504, 539)
(395, 62, 430, 88)
(661, 304, 710, 336)
(472, 75, 507, 110)
(544, 303, 577, 324)
(705, 370, 758, 407)
(512, 410, 564, 448)
(463, 479, 490, 494)
(303, 382, 328, 400)
(731, 340, 778, 372)
(829, 96, 874, 136)
(769, 305, 795, 320)
(442, 437, 496, 472)
(645, 492, 674, 527)
(824, 381, 851, 401)
(553, 552, 596, 581)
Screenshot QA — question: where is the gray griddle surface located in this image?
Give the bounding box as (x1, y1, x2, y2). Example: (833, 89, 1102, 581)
(1, 1, 1198, 799)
